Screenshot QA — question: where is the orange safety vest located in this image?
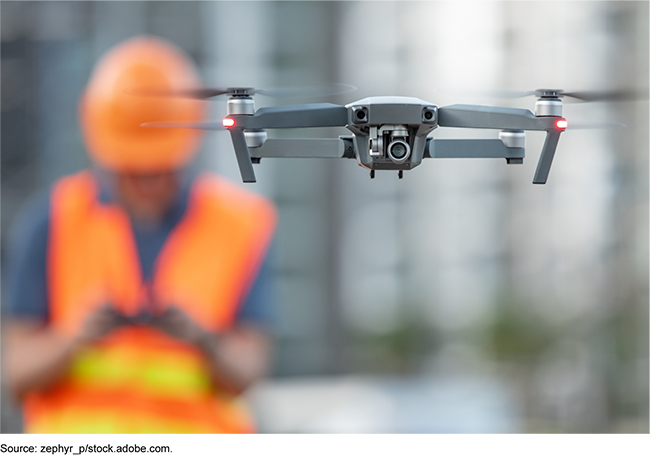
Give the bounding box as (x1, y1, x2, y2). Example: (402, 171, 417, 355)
(23, 170, 277, 433)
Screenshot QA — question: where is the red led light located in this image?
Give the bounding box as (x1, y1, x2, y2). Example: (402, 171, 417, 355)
(222, 118, 235, 128)
(556, 119, 568, 129)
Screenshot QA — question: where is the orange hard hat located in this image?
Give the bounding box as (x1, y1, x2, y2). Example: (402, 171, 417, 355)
(79, 36, 207, 172)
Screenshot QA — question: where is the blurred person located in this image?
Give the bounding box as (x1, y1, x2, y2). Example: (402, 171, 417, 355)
(2, 36, 277, 433)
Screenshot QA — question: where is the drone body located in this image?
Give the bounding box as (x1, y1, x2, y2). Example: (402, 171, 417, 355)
(217, 90, 567, 184)
(142, 86, 638, 184)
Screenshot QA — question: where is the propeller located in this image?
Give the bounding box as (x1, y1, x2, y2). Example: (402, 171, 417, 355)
(140, 121, 226, 130)
(542, 88, 648, 102)
(565, 122, 627, 130)
(128, 83, 357, 100)
(437, 86, 648, 103)
(471, 88, 648, 102)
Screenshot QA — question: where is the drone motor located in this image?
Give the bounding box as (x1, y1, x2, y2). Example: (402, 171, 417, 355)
(498, 130, 525, 148)
(534, 90, 563, 117)
(227, 94, 255, 115)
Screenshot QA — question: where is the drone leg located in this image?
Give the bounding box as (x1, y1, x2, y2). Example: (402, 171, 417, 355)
(533, 129, 563, 185)
(398, 170, 403, 179)
(370, 170, 375, 179)
(229, 128, 257, 183)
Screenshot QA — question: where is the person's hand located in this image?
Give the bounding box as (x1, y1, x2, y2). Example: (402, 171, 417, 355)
(152, 306, 271, 394)
(153, 305, 212, 350)
(73, 304, 123, 346)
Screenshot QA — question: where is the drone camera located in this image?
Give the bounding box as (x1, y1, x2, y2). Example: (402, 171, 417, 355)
(368, 125, 413, 164)
(388, 140, 411, 164)
(386, 128, 411, 164)
(352, 106, 369, 124)
(421, 106, 437, 124)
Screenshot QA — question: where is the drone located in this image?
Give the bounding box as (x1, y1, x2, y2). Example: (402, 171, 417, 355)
(144, 86, 634, 184)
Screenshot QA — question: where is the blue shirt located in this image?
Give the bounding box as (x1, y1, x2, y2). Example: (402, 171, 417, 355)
(3, 172, 273, 327)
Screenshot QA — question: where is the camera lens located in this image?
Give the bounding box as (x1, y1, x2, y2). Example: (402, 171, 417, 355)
(390, 142, 407, 159)
(388, 140, 410, 163)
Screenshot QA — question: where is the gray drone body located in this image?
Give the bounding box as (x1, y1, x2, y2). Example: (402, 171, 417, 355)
(219, 92, 567, 184)
(144, 87, 583, 184)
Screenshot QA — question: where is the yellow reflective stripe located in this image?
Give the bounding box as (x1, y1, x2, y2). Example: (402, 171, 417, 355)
(70, 345, 212, 399)
(28, 407, 221, 434)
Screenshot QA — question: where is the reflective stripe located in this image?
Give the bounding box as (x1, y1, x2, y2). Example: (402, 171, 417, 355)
(70, 344, 213, 400)
(29, 405, 225, 433)
(25, 385, 254, 433)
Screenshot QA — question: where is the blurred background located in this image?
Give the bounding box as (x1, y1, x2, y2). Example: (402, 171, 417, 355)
(1, 1, 647, 433)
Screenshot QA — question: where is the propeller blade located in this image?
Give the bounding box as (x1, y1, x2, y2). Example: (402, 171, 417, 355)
(486, 87, 647, 103)
(130, 84, 356, 100)
(434, 87, 536, 99)
(125, 87, 231, 99)
(565, 122, 627, 130)
(174, 88, 234, 99)
(441, 87, 648, 103)
(483, 89, 536, 99)
(256, 83, 357, 98)
(141, 122, 226, 130)
(561, 89, 648, 102)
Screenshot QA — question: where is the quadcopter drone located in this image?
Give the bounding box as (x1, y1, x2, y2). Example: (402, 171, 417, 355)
(144, 86, 633, 184)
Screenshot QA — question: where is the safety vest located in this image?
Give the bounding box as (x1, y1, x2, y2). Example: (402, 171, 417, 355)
(23, 170, 277, 433)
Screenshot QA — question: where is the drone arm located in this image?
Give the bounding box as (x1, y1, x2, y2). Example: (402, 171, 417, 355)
(438, 104, 555, 131)
(228, 129, 257, 183)
(228, 103, 348, 129)
(425, 138, 524, 160)
(224, 104, 348, 182)
(438, 104, 566, 184)
(249, 138, 354, 159)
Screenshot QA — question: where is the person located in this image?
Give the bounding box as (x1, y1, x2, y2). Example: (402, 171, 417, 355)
(2, 35, 277, 433)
